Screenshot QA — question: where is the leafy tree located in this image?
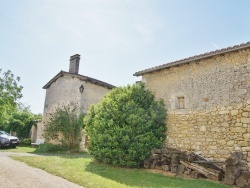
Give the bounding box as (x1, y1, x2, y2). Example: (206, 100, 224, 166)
(6, 105, 42, 139)
(85, 83, 167, 167)
(44, 105, 84, 151)
(0, 69, 23, 126)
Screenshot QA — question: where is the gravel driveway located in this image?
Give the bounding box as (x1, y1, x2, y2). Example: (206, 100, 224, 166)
(0, 152, 84, 188)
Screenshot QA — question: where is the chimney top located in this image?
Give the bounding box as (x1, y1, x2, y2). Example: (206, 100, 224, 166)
(69, 54, 80, 74)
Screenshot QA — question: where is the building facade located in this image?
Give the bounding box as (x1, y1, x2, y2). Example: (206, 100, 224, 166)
(134, 42, 250, 169)
(36, 54, 115, 150)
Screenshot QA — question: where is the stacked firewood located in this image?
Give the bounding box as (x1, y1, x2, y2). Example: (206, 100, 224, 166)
(144, 148, 250, 187)
(224, 152, 250, 187)
(144, 148, 224, 181)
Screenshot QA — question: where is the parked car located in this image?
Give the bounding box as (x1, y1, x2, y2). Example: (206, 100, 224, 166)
(0, 131, 19, 148)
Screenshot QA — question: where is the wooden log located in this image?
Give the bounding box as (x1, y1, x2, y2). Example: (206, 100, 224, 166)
(190, 171, 203, 179)
(193, 152, 225, 173)
(177, 164, 185, 174)
(162, 161, 171, 165)
(144, 163, 151, 169)
(171, 165, 178, 173)
(224, 174, 236, 185)
(155, 165, 163, 170)
(151, 149, 162, 154)
(163, 153, 172, 158)
(235, 172, 250, 188)
(144, 158, 153, 165)
(187, 152, 196, 162)
(192, 161, 224, 164)
(171, 154, 180, 164)
(180, 161, 221, 181)
(153, 154, 161, 160)
(162, 165, 171, 171)
(225, 165, 241, 176)
(184, 169, 191, 175)
(225, 152, 242, 166)
(180, 151, 187, 161)
(152, 160, 162, 166)
(161, 156, 171, 163)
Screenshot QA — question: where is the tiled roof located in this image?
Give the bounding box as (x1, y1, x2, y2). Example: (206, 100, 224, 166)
(134, 41, 250, 76)
(43, 71, 115, 89)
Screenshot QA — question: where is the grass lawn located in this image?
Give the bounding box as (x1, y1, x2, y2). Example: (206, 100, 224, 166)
(0, 145, 37, 153)
(11, 148, 231, 188)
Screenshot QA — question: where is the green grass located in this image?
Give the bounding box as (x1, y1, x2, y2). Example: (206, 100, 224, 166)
(0, 145, 37, 153)
(0, 145, 86, 155)
(11, 152, 231, 188)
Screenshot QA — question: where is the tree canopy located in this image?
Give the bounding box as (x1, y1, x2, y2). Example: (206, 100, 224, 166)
(6, 105, 42, 138)
(0, 69, 23, 126)
(85, 83, 167, 167)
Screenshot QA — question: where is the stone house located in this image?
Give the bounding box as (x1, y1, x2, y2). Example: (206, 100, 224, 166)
(33, 54, 115, 150)
(134, 42, 250, 170)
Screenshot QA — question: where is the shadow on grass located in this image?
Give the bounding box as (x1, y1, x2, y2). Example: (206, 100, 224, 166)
(0, 145, 90, 158)
(84, 160, 230, 188)
(30, 149, 91, 158)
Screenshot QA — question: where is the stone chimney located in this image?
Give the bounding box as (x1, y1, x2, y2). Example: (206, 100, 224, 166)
(69, 54, 80, 74)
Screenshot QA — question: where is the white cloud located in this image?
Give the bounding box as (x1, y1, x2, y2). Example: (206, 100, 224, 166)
(211, 42, 221, 49)
(135, 15, 163, 44)
(20, 0, 163, 50)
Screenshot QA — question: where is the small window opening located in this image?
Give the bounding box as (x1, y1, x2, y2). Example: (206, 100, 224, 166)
(177, 96, 185, 109)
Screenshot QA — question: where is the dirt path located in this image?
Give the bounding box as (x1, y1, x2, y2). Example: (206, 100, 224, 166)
(0, 152, 84, 188)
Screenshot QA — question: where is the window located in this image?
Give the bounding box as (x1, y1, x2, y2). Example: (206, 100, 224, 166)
(177, 96, 185, 109)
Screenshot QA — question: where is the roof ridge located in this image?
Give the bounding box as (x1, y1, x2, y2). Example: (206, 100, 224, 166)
(43, 71, 115, 89)
(134, 41, 250, 76)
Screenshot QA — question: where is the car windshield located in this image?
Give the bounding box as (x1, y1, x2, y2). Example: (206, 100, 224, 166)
(0, 131, 10, 136)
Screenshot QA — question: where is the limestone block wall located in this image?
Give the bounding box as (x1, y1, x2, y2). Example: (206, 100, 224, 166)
(141, 48, 250, 169)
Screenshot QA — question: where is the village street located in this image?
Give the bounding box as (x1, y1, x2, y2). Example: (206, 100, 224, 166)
(0, 152, 83, 188)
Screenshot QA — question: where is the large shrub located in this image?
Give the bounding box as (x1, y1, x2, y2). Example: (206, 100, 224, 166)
(44, 104, 84, 151)
(85, 83, 167, 167)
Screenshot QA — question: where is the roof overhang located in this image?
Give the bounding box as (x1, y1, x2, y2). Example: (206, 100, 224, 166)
(43, 71, 115, 89)
(134, 41, 250, 76)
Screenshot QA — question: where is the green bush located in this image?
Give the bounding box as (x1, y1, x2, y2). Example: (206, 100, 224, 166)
(85, 83, 167, 167)
(21, 138, 31, 145)
(5, 109, 41, 139)
(36, 143, 67, 152)
(44, 104, 84, 152)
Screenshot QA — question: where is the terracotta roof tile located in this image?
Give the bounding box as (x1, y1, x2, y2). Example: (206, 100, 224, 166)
(134, 41, 250, 76)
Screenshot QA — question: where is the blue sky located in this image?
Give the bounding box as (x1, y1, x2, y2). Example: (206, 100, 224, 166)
(1, 0, 250, 114)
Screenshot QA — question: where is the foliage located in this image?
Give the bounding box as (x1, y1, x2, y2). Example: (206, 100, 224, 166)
(21, 138, 31, 145)
(44, 105, 84, 151)
(35, 143, 68, 152)
(0, 69, 23, 126)
(85, 83, 167, 167)
(5, 105, 42, 139)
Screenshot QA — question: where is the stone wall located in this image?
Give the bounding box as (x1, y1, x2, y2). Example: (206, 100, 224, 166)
(141, 48, 250, 169)
(43, 75, 110, 117)
(39, 74, 112, 150)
